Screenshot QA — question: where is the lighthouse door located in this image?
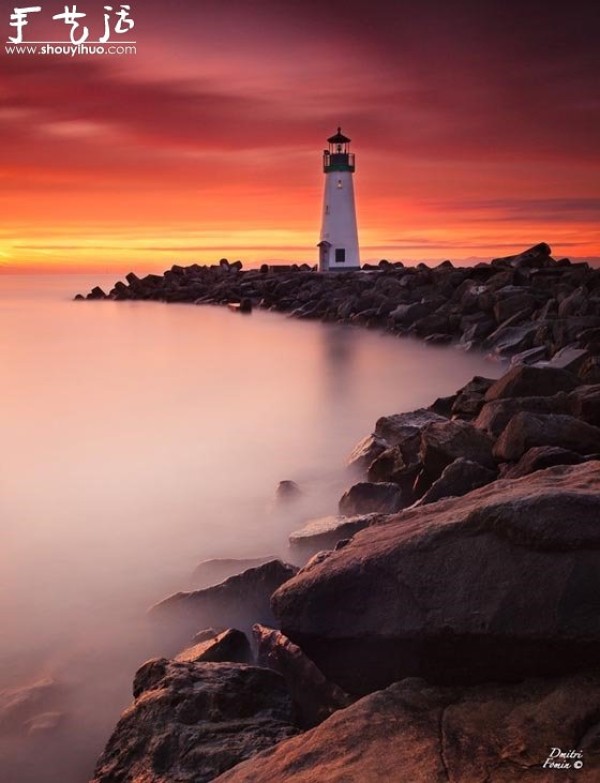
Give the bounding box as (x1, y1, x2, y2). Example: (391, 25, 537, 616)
(318, 241, 331, 272)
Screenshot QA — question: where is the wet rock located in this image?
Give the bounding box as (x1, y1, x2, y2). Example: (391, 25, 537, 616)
(253, 625, 352, 728)
(485, 364, 579, 401)
(493, 412, 600, 461)
(191, 556, 277, 589)
(175, 629, 252, 665)
(503, 446, 586, 479)
(289, 514, 382, 560)
(418, 458, 497, 505)
(338, 482, 404, 516)
(150, 560, 298, 637)
(93, 661, 299, 783)
(214, 671, 600, 783)
(419, 419, 495, 479)
(272, 462, 600, 695)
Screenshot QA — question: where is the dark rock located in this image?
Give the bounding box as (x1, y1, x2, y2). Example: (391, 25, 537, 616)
(484, 320, 537, 356)
(419, 419, 495, 479)
(346, 434, 388, 474)
(493, 412, 600, 461)
(289, 514, 383, 559)
(568, 384, 600, 427)
(429, 394, 456, 417)
(508, 345, 548, 365)
(538, 345, 590, 373)
(374, 409, 446, 465)
(191, 557, 277, 589)
(276, 480, 301, 502)
(150, 560, 298, 637)
(94, 661, 299, 783)
(338, 482, 404, 516)
(474, 393, 570, 438)
(493, 292, 536, 323)
(175, 629, 252, 665)
(493, 242, 554, 269)
(578, 356, 600, 384)
(214, 671, 600, 783)
(503, 446, 586, 479)
(239, 297, 253, 313)
(73, 293, 85, 300)
(366, 446, 406, 482)
(253, 625, 352, 728)
(87, 286, 107, 300)
(418, 458, 497, 505)
(272, 462, 600, 695)
(450, 376, 495, 419)
(484, 364, 579, 401)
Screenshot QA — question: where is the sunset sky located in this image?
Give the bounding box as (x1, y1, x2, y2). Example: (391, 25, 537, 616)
(1, 0, 599, 273)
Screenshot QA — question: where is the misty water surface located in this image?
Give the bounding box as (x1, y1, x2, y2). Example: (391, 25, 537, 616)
(0, 274, 504, 782)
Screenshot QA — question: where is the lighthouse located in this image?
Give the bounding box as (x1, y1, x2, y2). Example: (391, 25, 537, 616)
(318, 128, 360, 272)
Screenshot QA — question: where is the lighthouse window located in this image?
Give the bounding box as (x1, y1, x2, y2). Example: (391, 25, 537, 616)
(335, 248, 346, 264)
(337, 179, 343, 189)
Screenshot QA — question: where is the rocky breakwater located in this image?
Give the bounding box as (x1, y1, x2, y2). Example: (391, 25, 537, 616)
(91, 362, 600, 781)
(78, 243, 600, 363)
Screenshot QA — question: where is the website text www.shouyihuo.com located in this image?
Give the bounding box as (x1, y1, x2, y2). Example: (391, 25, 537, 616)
(5, 42, 137, 56)
(4, 3, 137, 56)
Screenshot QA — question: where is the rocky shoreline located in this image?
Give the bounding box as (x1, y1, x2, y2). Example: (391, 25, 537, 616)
(85, 245, 600, 781)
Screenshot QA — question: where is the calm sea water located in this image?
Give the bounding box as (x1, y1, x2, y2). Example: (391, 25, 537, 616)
(0, 274, 503, 782)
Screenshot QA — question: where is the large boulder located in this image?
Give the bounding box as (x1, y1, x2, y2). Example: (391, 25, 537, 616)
(150, 560, 298, 638)
(474, 393, 570, 438)
(214, 671, 600, 783)
(493, 412, 600, 461)
(419, 419, 495, 479)
(484, 365, 578, 401)
(272, 462, 600, 695)
(92, 661, 299, 783)
(253, 625, 352, 728)
(338, 482, 404, 516)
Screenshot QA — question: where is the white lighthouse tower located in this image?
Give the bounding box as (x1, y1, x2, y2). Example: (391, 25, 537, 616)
(318, 128, 360, 272)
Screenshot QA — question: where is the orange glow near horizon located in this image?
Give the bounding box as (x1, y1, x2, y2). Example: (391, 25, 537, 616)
(1, 1, 599, 274)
